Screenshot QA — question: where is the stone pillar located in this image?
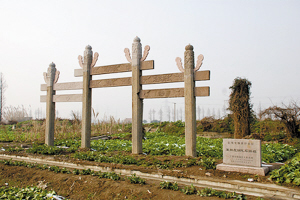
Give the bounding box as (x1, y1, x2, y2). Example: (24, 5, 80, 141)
(45, 63, 56, 146)
(131, 37, 143, 154)
(184, 44, 197, 157)
(81, 45, 93, 148)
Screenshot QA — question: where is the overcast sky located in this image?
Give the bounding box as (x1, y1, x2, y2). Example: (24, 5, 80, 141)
(0, 0, 299, 122)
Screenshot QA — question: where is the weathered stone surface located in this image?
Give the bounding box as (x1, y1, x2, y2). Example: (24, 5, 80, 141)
(217, 139, 268, 176)
(140, 45, 150, 61)
(81, 45, 93, 148)
(194, 54, 204, 72)
(184, 44, 196, 157)
(74, 69, 83, 77)
(92, 63, 132, 75)
(74, 60, 154, 77)
(44, 63, 57, 146)
(223, 139, 261, 167)
(40, 94, 82, 102)
(140, 87, 209, 99)
(88, 70, 210, 89)
(194, 70, 210, 81)
(131, 36, 143, 154)
(142, 70, 209, 84)
(90, 77, 132, 88)
(216, 164, 269, 176)
(175, 57, 184, 72)
(45, 86, 55, 146)
(141, 70, 209, 85)
(140, 88, 184, 99)
(141, 72, 184, 85)
(195, 87, 210, 96)
(41, 39, 211, 157)
(41, 82, 83, 91)
(43, 62, 59, 86)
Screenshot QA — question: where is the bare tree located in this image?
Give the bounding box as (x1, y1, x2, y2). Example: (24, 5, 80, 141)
(258, 102, 263, 120)
(56, 110, 59, 119)
(92, 108, 99, 123)
(222, 104, 227, 118)
(158, 108, 163, 122)
(70, 110, 81, 122)
(207, 108, 211, 117)
(35, 107, 43, 119)
(28, 105, 32, 118)
(173, 103, 176, 121)
(166, 106, 171, 122)
(197, 106, 201, 120)
(148, 109, 152, 122)
(212, 108, 216, 119)
(262, 101, 300, 138)
(0, 73, 7, 122)
(3, 105, 29, 122)
(152, 109, 156, 121)
(179, 107, 183, 121)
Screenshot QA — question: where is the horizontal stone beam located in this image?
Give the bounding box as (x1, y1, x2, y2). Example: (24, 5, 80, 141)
(140, 86, 210, 99)
(41, 82, 83, 91)
(41, 70, 210, 91)
(90, 77, 132, 88)
(89, 70, 210, 89)
(40, 94, 82, 102)
(141, 70, 210, 85)
(195, 86, 210, 97)
(194, 70, 210, 81)
(74, 60, 154, 77)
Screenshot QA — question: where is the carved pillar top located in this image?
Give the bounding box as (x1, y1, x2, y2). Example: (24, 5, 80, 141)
(78, 45, 99, 71)
(176, 44, 204, 72)
(133, 36, 141, 43)
(44, 62, 59, 87)
(84, 45, 93, 57)
(84, 45, 93, 71)
(132, 36, 142, 67)
(185, 44, 194, 51)
(124, 36, 150, 64)
(184, 44, 195, 70)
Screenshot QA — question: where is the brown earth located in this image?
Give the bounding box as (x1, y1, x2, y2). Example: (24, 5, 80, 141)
(0, 163, 261, 200)
(0, 141, 288, 199)
(0, 148, 272, 184)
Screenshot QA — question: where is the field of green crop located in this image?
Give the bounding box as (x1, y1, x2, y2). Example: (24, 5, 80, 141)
(1, 122, 300, 188)
(53, 132, 297, 163)
(0, 186, 58, 199)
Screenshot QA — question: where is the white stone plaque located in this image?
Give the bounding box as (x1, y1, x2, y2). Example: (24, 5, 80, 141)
(223, 139, 261, 167)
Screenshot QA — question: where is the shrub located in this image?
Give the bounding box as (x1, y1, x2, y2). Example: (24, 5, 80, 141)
(5, 146, 23, 152)
(181, 184, 197, 195)
(0, 186, 56, 199)
(127, 174, 145, 184)
(99, 172, 121, 181)
(26, 144, 63, 155)
(160, 181, 179, 191)
(269, 153, 300, 186)
(228, 78, 253, 139)
(197, 188, 245, 199)
(262, 143, 296, 163)
(198, 157, 216, 169)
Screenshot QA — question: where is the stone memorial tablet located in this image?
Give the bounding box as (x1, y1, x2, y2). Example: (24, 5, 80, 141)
(223, 139, 261, 167)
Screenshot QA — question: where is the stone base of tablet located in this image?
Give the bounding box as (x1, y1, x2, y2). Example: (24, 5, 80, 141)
(216, 164, 270, 176)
